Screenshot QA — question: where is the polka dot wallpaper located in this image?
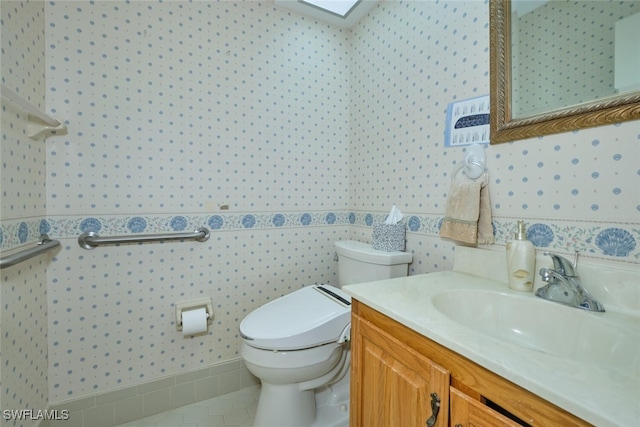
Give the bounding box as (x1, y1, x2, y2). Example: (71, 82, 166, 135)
(1, 1, 50, 423)
(1, 0, 639, 417)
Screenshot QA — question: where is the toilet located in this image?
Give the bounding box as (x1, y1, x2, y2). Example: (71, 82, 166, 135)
(240, 240, 412, 427)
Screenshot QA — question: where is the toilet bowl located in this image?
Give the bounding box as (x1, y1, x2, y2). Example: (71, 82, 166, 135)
(239, 241, 412, 427)
(240, 285, 351, 427)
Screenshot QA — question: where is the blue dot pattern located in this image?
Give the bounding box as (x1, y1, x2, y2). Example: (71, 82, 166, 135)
(1, 0, 639, 413)
(1, 1, 50, 421)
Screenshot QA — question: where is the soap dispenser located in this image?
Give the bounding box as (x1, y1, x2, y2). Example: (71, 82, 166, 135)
(506, 221, 536, 291)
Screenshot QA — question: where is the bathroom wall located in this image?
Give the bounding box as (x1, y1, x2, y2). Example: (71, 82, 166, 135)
(347, 0, 640, 270)
(43, 0, 350, 404)
(1, 0, 638, 419)
(1, 1, 50, 425)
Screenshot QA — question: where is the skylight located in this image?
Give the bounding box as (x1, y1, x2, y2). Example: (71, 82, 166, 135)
(274, 0, 378, 29)
(300, 0, 360, 18)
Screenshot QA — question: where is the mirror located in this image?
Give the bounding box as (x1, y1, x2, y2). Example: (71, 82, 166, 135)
(490, 0, 640, 144)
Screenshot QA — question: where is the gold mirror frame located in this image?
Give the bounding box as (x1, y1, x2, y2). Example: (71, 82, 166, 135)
(489, 0, 640, 144)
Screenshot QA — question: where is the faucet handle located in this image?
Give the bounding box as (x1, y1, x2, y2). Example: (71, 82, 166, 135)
(543, 251, 578, 276)
(538, 267, 552, 282)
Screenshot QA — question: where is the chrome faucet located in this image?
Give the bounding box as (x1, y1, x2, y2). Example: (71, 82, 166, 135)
(535, 251, 605, 312)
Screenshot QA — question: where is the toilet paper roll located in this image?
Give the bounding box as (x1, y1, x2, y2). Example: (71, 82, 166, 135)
(181, 308, 208, 336)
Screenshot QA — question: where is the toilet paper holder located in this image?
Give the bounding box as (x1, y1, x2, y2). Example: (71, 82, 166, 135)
(175, 298, 214, 332)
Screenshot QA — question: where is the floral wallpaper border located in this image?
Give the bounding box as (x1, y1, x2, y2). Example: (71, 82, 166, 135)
(1, 212, 638, 263)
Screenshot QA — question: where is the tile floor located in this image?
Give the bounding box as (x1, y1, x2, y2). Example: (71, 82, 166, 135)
(115, 386, 259, 427)
(115, 382, 350, 427)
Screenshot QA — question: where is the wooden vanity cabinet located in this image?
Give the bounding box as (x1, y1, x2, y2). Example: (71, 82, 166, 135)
(450, 386, 521, 427)
(350, 300, 450, 427)
(350, 300, 591, 427)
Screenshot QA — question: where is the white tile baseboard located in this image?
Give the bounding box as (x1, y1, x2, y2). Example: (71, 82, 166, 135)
(43, 358, 258, 427)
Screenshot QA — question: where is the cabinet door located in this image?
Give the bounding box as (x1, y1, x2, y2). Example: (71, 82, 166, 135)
(351, 314, 450, 427)
(450, 387, 522, 427)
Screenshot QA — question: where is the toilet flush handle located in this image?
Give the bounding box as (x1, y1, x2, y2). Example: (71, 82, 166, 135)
(337, 324, 351, 344)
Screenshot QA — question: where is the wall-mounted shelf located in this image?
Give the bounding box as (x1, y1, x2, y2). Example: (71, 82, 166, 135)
(1, 83, 67, 139)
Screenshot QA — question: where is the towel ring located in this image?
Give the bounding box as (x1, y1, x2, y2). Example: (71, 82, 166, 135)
(452, 161, 485, 181)
(451, 143, 486, 181)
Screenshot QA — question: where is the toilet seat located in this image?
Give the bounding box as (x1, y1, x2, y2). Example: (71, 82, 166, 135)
(239, 285, 351, 351)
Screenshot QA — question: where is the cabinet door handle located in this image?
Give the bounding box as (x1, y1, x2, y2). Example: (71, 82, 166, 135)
(426, 392, 440, 427)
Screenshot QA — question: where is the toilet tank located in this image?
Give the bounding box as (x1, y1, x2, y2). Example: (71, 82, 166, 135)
(334, 240, 412, 286)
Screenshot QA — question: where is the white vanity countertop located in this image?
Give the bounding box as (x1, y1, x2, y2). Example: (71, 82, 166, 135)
(343, 269, 639, 427)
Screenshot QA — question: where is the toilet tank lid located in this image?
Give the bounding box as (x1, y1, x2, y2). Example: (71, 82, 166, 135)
(334, 240, 412, 265)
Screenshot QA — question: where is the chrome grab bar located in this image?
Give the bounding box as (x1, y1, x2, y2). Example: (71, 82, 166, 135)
(78, 227, 210, 250)
(0, 235, 61, 270)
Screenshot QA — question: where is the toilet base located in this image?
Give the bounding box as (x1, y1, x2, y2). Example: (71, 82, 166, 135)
(252, 378, 350, 427)
(312, 375, 350, 427)
(253, 382, 316, 427)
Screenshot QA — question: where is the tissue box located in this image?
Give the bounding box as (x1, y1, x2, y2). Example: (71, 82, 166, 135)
(372, 222, 406, 252)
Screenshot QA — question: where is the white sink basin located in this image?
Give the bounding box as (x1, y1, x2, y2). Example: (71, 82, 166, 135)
(432, 289, 640, 376)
